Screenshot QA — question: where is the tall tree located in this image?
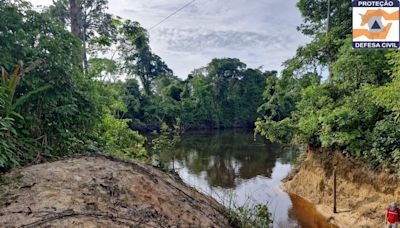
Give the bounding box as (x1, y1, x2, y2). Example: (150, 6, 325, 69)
(53, 0, 113, 72)
(68, 0, 83, 68)
(117, 20, 173, 96)
(179, 58, 268, 128)
(293, 0, 352, 79)
(68, 0, 82, 39)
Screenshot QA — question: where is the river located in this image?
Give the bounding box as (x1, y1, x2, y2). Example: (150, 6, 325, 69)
(160, 129, 335, 227)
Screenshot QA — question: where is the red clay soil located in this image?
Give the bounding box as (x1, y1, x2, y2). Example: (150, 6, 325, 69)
(284, 150, 400, 227)
(0, 156, 232, 227)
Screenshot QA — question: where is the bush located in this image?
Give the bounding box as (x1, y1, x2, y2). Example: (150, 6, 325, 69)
(227, 203, 272, 228)
(0, 116, 18, 170)
(255, 117, 294, 144)
(97, 110, 147, 160)
(369, 117, 400, 168)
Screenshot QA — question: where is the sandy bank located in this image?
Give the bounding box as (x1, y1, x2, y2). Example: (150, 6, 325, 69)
(0, 156, 232, 227)
(283, 150, 400, 227)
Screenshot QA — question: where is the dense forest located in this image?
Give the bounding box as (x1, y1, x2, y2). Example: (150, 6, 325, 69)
(0, 0, 272, 170)
(256, 0, 400, 170)
(0, 0, 399, 173)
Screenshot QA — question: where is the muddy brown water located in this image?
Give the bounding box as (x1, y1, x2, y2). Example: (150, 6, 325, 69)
(160, 129, 335, 228)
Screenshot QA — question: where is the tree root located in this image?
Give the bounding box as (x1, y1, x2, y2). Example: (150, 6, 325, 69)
(20, 209, 156, 228)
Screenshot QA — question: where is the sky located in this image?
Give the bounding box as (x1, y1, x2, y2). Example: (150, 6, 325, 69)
(30, 0, 309, 79)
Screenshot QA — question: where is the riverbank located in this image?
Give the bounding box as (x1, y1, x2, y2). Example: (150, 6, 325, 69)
(283, 149, 400, 227)
(0, 156, 232, 227)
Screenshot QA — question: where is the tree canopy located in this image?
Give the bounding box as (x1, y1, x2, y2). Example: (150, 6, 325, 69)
(256, 0, 399, 170)
(0, 0, 275, 170)
(1, 0, 398, 172)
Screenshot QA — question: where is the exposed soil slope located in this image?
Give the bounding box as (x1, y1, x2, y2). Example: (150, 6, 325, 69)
(283, 150, 400, 227)
(0, 156, 231, 227)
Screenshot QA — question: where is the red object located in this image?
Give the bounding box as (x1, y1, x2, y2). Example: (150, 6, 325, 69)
(387, 208, 400, 224)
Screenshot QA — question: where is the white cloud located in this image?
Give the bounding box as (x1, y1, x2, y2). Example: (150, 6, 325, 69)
(29, 0, 309, 78)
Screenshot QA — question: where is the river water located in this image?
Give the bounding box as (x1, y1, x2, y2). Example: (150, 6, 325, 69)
(160, 129, 334, 227)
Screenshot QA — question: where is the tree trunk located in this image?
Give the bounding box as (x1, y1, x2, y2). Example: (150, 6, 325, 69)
(83, 25, 88, 74)
(69, 0, 84, 70)
(69, 0, 83, 39)
(139, 74, 151, 96)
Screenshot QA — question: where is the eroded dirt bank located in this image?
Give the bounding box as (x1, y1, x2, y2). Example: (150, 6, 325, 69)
(283, 150, 400, 227)
(0, 156, 232, 227)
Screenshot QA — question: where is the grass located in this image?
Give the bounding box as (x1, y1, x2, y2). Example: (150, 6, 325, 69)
(224, 193, 272, 228)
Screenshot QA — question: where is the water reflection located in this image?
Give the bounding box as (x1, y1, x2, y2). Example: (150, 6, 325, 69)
(161, 129, 297, 188)
(160, 129, 330, 227)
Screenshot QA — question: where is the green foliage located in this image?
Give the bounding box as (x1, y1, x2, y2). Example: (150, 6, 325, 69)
(117, 19, 173, 96)
(97, 110, 146, 159)
(0, 116, 18, 169)
(0, 60, 47, 170)
(1, 60, 46, 117)
(370, 51, 400, 119)
(1, 0, 271, 172)
(256, 67, 322, 145)
(48, 0, 115, 71)
(292, 85, 332, 145)
(0, 2, 99, 155)
(297, 0, 351, 36)
(369, 117, 400, 167)
(0, 1, 146, 170)
(255, 117, 294, 144)
(90, 79, 147, 160)
(117, 58, 269, 131)
(332, 38, 390, 92)
(2, 0, 397, 174)
(176, 58, 270, 129)
(87, 58, 118, 80)
(256, 2, 399, 170)
(296, 0, 351, 67)
(226, 202, 272, 228)
(150, 121, 182, 170)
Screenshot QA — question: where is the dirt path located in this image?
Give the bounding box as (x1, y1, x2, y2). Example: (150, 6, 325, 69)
(0, 156, 232, 227)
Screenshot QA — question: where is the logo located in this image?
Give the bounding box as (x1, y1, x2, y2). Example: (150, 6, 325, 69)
(352, 0, 400, 49)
